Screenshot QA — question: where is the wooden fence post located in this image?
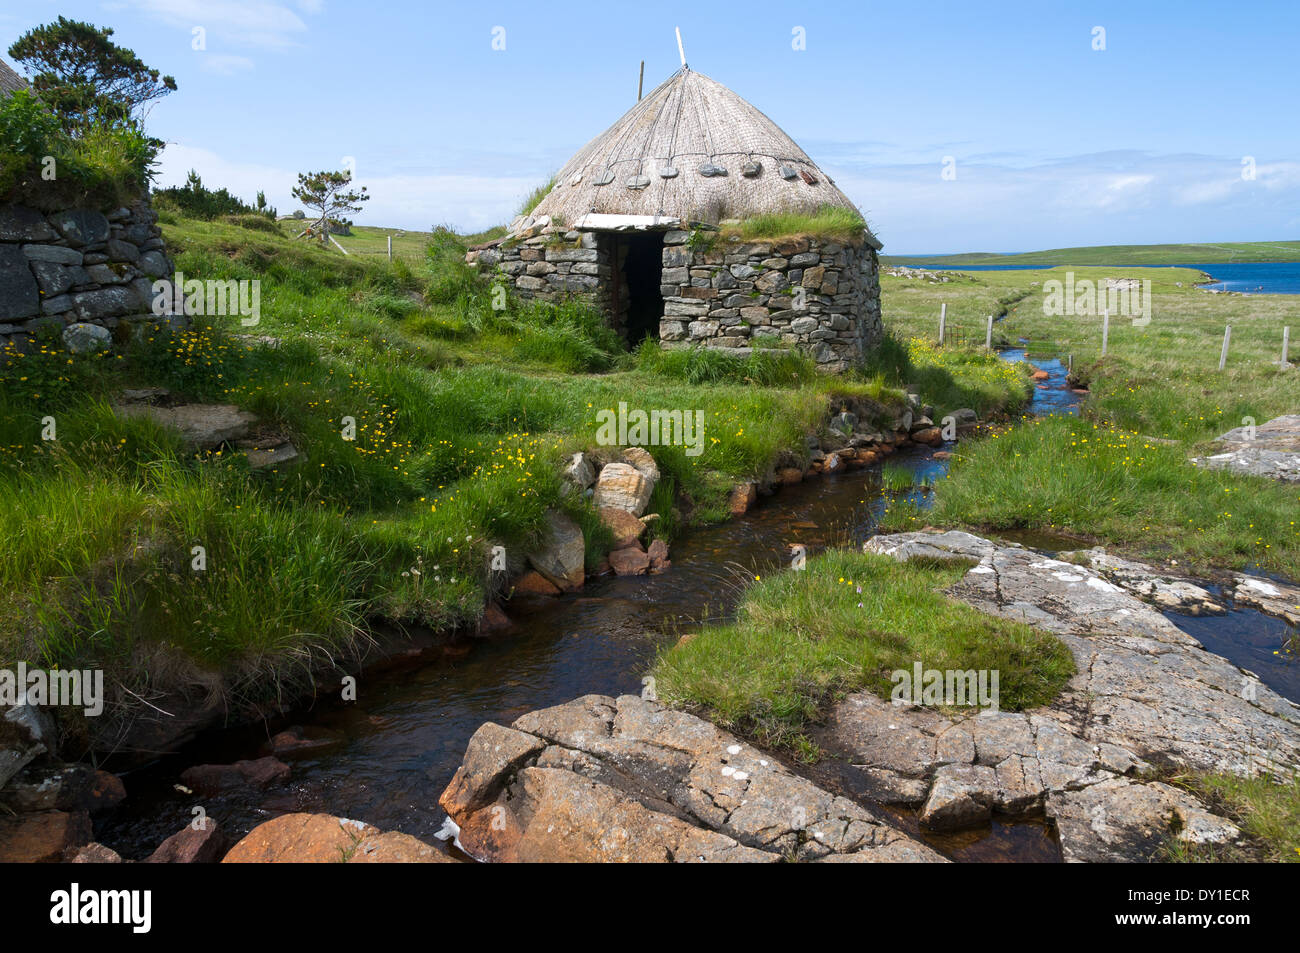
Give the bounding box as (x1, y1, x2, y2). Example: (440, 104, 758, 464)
(1283, 326, 1291, 366)
(387, 235, 393, 262)
(1101, 309, 1110, 357)
(939, 303, 946, 346)
(985, 314, 993, 350)
(1219, 325, 1231, 371)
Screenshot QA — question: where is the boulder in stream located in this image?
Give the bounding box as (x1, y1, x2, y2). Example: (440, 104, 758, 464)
(593, 462, 654, 516)
(180, 756, 290, 796)
(525, 510, 585, 591)
(439, 694, 946, 863)
(146, 818, 225, 863)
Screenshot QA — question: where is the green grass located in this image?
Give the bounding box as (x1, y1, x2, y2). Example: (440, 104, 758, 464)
(0, 211, 931, 729)
(882, 414, 1300, 577)
(651, 548, 1075, 748)
(329, 224, 437, 263)
(883, 239, 1300, 267)
(719, 205, 867, 244)
(1166, 773, 1300, 863)
(0, 206, 1052, 735)
(631, 340, 820, 387)
(863, 332, 1034, 420)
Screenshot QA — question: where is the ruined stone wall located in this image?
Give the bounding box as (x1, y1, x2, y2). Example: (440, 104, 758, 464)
(658, 231, 882, 373)
(0, 199, 175, 353)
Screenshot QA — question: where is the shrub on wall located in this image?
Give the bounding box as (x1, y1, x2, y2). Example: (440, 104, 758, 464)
(0, 88, 157, 209)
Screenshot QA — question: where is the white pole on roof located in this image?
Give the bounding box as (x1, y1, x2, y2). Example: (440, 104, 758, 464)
(676, 27, 686, 68)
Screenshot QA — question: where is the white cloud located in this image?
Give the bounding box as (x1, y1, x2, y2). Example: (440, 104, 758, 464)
(135, 0, 314, 51)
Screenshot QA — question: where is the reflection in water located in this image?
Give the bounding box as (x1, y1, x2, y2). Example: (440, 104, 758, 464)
(1166, 606, 1299, 702)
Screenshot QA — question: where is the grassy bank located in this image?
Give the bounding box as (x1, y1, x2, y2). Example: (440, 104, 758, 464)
(1, 210, 1034, 744)
(883, 239, 1300, 267)
(878, 264, 1300, 576)
(880, 415, 1300, 577)
(650, 548, 1074, 752)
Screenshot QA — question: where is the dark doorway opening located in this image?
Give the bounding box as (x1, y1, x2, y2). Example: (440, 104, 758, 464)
(620, 232, 664, 344)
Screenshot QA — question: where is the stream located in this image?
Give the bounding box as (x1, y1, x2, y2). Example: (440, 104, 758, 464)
(94, 351, 1295, 861)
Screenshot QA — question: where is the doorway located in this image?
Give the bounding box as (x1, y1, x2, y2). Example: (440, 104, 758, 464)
(618, 231, 664, 344)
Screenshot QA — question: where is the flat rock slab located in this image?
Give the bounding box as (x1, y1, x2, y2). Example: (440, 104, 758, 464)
(1233, 574, 1300, 625)
(439, 694, 946, 863)
(863, 532, 1300, 775)
(115, 402, 256, 451)
(1192, 414, 1300, 482)
(1066, 548, 1223, 615)
(1191, 447, 1300, 482)
(836, 531, 1300, 860)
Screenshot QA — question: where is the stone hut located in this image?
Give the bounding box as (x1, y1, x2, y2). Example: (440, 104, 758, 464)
(467, 67, 883, 373)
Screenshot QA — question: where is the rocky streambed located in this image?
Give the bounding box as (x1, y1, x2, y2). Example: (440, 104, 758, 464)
(7, 352, 1298, 864)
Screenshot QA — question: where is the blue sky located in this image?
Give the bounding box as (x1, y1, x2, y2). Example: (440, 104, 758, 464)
(4, 0, 1298, 252)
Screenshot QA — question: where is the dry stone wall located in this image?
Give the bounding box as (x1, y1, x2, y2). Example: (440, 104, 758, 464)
(467, 217, 883, 372)
(0, 199, 176, 356)
(658, 230, 882, 373)
(466, 225, 625, 335)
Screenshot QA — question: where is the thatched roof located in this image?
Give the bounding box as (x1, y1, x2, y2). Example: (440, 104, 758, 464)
(0, 58, 27, 99)
(530, 68, 863, 229)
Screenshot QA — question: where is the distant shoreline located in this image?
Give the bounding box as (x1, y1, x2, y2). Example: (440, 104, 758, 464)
(883, 240, 1300, 268)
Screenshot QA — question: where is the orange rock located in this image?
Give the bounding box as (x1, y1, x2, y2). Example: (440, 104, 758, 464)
(609, 543, 650, 576)
(349, 830, 456, 863)
(89, 770, 126, 814)
(728, 483, 758, 515)
(0, 810, 91, 863)
(146, 819, 225, 863)
(1032, 369, 1050, 380)
(180, 757, 290, 796)
(479, 602, 513, 633)
(913, 427, 943, 446)
(777, 467, 804, 486)
(515, 570, 561, 596)
(223, 812, 454, 863)
(599, 506, 644, 548)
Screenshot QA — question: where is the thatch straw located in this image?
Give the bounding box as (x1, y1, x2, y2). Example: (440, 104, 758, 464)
(0, 59, 28, 99)
(531, 68, 863, 228)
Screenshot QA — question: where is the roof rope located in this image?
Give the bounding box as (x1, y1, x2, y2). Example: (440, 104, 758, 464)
(655, 71, 689, 215)
(630, 66, 675, 194)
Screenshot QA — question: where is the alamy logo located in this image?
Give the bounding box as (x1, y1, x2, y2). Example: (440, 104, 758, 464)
(890, 663, 1000, 712)
(152, 271, 261, 326)
(595, 401, 705, 457)
(1, 663, 103, 716)
(50, 884, 151, 933)
(1042, 273, 1151, 326)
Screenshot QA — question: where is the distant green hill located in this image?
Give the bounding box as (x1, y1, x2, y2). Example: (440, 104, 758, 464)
(883, 240, 1300, 268)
